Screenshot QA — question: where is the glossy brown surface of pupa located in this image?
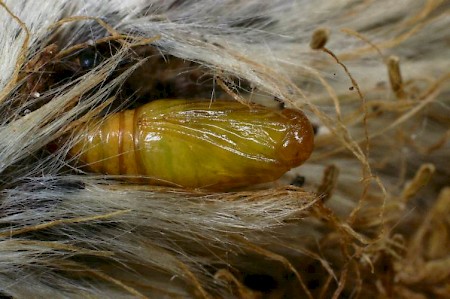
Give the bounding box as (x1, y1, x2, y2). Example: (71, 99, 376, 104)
(69, 99, 314, 190)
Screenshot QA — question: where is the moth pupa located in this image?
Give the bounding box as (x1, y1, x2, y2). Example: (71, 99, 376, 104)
(69, 99, 314, 190)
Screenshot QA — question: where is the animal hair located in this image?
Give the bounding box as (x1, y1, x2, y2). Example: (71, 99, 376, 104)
(0, 0, 449, 298)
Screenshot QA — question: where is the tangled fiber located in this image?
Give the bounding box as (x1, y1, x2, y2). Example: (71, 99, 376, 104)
(0, 0, 449, 298)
